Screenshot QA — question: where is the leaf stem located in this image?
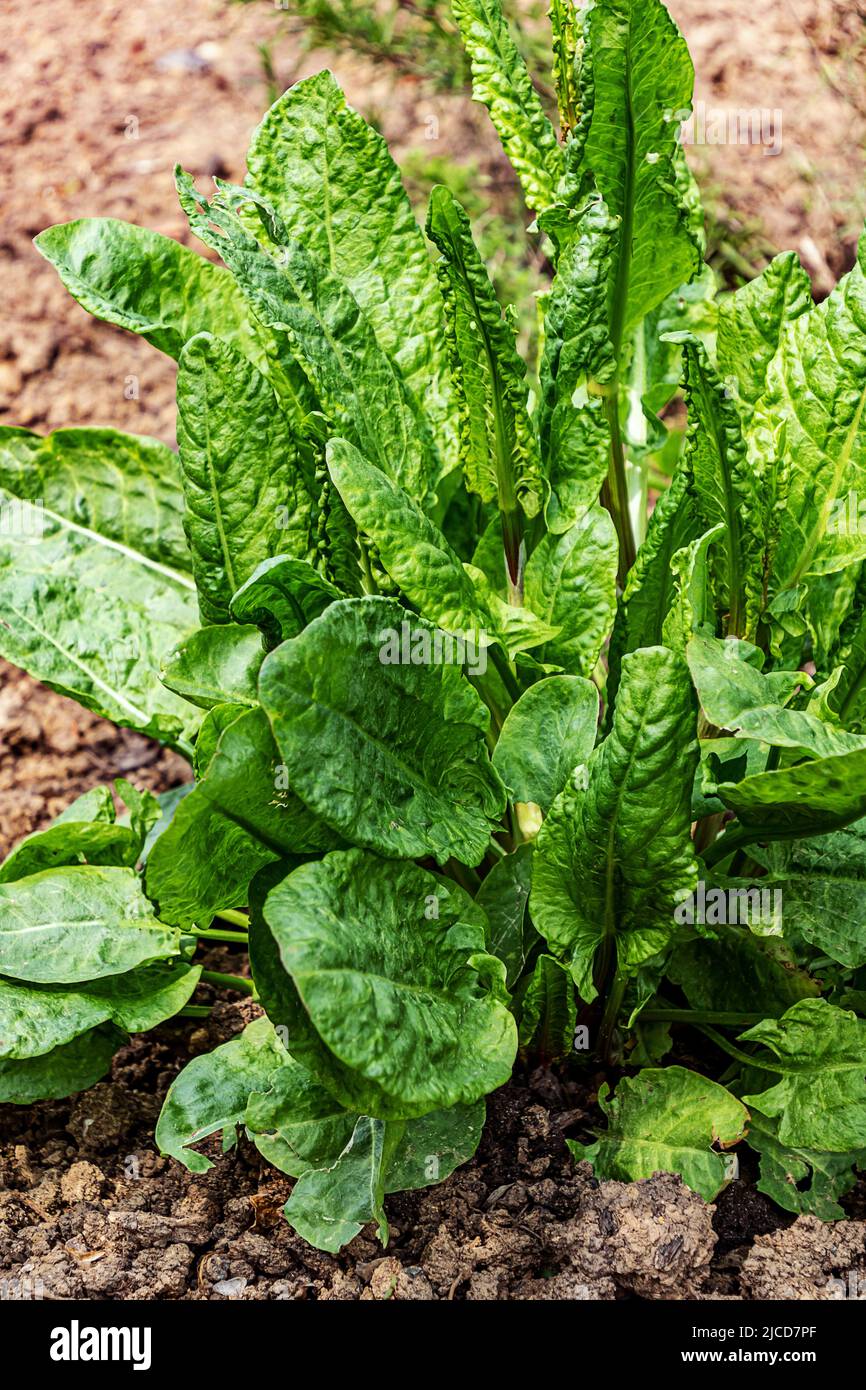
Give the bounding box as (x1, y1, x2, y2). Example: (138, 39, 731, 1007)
(642, 1008, 768, 1027)
(598, 968, 627, 1066)
(200, 968, 255, 996)
(213, 908, 249, 929)
(190, 926, 250, 944)
(696, 1023, 780, 1072)
(489, 644, 521, 705)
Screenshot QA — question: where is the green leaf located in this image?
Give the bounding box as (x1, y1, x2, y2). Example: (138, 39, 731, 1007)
(741, 999, 866, 1152)
(679, 340, 758, 637)
(523, 505, 618, 678)
(492, 673, 598, 811)
(535, 196, 618, 533)
(0, 816, 139, 885)
(156, 1015, 288, 1173)
(475, 842, 533, 987)
(258, 597, 506, 865)
(754, 239, 866, 589)
(549, 0, 580, 136)
(452, 0, 564, 213)
(0, 867, 184, 984)
(716, 251, 813, 416)
(246, 1053, 358, 1178)
(229, 556, 341, 648)
(146, 708, 340, 926)
(177, 333, 315, 623)
(570, 1066, 748, 1202)
(426, 186, 545, 526)
(160, 623, 264, 711)
(0, 963, 201, 1060)
(686, 633, 866, 759)
(34, 217, 274, 370)
(0, 426, 191, 574)
(327, 437, 492, 641)
(517, 953, 576, 1064)
(661, 525, 723, 656)
(262, 848, 516, 1119)
(607, 462, 699, 705)
(666, 930, 819, 1018)
(0, 493, 198, 742)
(718, 747, 866, 839)
(570, 0, 700, 337)
(757, 820, 866, 968)
(531, 646, 698, 1000)
(744, 1107, 864, 1221)
(384, 1100, 485, 1194)
(0, 1025, 123, 1105)
(176, 173, 439, 505)
(245, 69, 456, 472)
(282, 1115, 397, 1253)
(826, 567, 866, 731)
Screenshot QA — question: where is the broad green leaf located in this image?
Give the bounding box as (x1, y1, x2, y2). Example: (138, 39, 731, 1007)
(177, 333, 315, 623)
(426, 186, 545, 537)
(607, 462, 700, 706)
(176, 174, 438, 505)
(384, 1100, 486, 1194)
(53, 786, 115, 825)
(569, 0, 701, 337)
(686, 633, 866, 759)
(667, 930, 819, 1018)
(826, 568, 866, 731)
(282, 1115, 397, 1253)
(160, 624, 264, 710)
(327, 438, 492, 641)
(536, 196, 617, 533)
(452, 0, 564, 213)
(0, 963, 201, 1060)
(262, 849, 516, 1119)
(679, 341, 758, 637)
(0, 820, 138, 885)
(716, 251, 813, 415)
(0, 1025, 123, 1105)
(0, 426, 190, 574)
(757, 822, 866, 969)
(246, 1054, 358, 1178)
(523, 505, 618, 678)
(156, 1016, 288, 1173)
(258, 597, 506, 865)
(549, 0, 580, 136)
(0, 867, 183, 984)
(661, 525, 723, 656)
(492, 673, 598, 810)
(229, 556, 341, 648)
(741, 999, 866, 1152)
(34, 217, 274, 370)
(146, 708, 340, 926)
(475, 842, 533, 987)
(138, 784, 195, 865)
(245, 70, 455, 472)
(744, 1107, 863, 1221)
(754, 239, 866, 589)
(193, 702, 248, 778)
(0, 494, 198, 742)
(570, 1066, 748, 1202)
(531, 646, 698, 1000)
(517, 953, 576, 1063)
(718, 747, 866, 839)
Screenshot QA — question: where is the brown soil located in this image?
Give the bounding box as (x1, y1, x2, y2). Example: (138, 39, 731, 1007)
(6, 995, 864, 1302)
(1, 0, 866, 1300)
